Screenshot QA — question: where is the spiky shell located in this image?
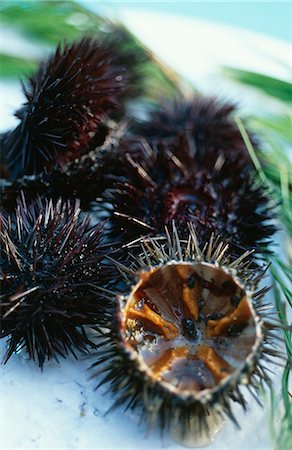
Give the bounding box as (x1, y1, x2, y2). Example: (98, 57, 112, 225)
(101, 135, 275, 257)
(104, 26, 148, 99)
(131, 95, 253, 160)
(2, 37, 128, 180)
(0, 196, 114, 367)
(91, 225, 280, 439)
(0, 123, 129, 211)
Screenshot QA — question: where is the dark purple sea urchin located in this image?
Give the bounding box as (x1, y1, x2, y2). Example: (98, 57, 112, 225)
(1, 125, 128, 211)
(131, 95, 253, 161)
(101, 135, 275, 257)
(2, 37, 127, 180)
(0, 196, 113, 367)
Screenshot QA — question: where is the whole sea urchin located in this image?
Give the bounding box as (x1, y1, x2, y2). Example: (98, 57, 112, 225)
(0, 196, 113, 367)
(132, 95, 253, 161)
(2, 37, 127, 180)
(102, 135, 275, 257)
(91, 225, 280, 441)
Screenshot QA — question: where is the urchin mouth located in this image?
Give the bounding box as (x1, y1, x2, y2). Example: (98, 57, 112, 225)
(120, 261, 262, 399)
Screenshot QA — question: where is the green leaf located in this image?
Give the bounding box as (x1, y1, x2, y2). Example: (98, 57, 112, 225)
(223, 67, 292, 103)
(250, 114, 292, 144)
(0, 0, 103, 45)
(0, 53, 37, 78)
(235, 116, 292, 450)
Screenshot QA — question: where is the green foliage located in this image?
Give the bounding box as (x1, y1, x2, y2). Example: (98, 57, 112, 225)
(0, 0, 103, 44)
(224, 67, 292, 103)
(235, 115, 291, 450)
(227, 56, 291, 450)
(270, 286, 292, 450)
(250, 115, 292, 144)
(0, 53, 37, 78)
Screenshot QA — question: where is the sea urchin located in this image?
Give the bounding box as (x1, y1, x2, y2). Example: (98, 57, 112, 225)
(91, 224, 280, 441)
(2, 37, 127, 180)
(101, 135, 275, 257)
(0, 195, 113, 367)
(132, 95, 253, 161)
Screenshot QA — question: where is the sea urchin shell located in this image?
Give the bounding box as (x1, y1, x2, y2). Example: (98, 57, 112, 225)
(0, 195, 113, 367)
(91, 224, 280, 440)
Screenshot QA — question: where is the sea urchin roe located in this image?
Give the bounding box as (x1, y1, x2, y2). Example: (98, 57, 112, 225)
(122, 262, 257, 394)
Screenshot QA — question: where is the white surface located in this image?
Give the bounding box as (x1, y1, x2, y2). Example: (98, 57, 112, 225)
(1, 336, 280, 450)
(121, 10, 291, 87)
(0, 10, 289, 450)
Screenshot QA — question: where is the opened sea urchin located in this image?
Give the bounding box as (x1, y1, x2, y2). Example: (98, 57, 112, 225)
(0, 196, 113, 367)
(91, 225, 280, 442)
